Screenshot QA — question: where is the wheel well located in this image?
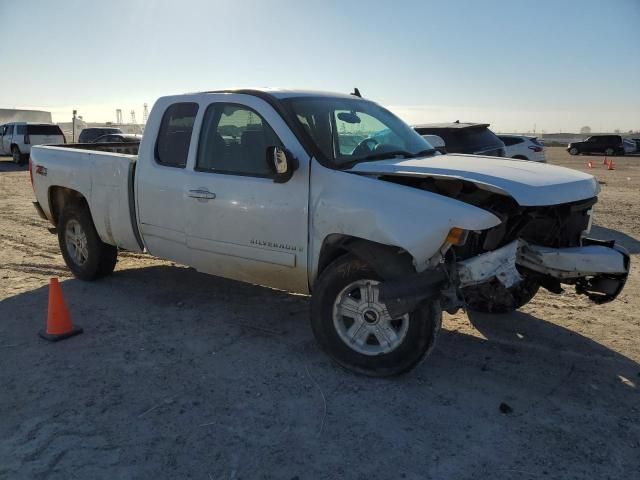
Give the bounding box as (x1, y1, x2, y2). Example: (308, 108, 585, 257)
(315, 234, 416, 287)
(10, 143, 19, 151)
(48, 186, 89, 225)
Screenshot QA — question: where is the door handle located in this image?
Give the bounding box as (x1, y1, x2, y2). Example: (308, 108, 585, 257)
(187, 189, 216, 200)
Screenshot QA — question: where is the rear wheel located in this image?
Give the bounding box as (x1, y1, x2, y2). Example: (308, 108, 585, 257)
(311, 254, 441, 377)
(463, 277, 540, 314)
(604, 147, 615, 156)
(11, 146, 24, 164)
(569, 147, 579, 155)
(58, 204, 118, 280)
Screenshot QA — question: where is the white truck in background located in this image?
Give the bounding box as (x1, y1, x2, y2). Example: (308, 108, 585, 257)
(29, 89, 629, 376)
(1, 122, 66, 164)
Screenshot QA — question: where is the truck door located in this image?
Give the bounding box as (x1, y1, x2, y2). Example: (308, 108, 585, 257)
(184, 94, 310, 294)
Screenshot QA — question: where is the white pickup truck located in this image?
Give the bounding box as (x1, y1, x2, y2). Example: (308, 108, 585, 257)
(30, 89, 630, 376)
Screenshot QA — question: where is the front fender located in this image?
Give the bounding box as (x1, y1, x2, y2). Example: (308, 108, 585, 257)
(309, 162, 501, 281)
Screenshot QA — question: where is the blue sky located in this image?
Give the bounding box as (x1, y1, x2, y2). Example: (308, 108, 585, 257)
(1, 0, 638, 132)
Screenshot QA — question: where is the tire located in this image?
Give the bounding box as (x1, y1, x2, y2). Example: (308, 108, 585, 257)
(310, 254, 442, 377)
(463, 277, 540, 314)
(604, 147, 615, 156)
(58, 203, 118, 280)
(11, 146, 22, 164)
(569, 147, 579, 155)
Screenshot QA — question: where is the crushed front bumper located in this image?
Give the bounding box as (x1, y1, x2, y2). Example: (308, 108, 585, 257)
(458, 238, 630, 304)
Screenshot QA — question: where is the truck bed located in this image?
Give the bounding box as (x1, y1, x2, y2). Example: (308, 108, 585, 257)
(30, 144, 144, 252)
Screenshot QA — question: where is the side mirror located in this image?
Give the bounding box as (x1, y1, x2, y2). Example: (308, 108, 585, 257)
(266, 146, 296, 183)
(421, 134, 447, 154)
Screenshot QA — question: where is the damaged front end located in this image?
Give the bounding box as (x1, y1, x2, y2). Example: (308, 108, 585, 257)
(378, 194, 629, 317)
(458, 237, 630, 304)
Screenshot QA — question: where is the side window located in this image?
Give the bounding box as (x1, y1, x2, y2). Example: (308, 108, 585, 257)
(196, 103, 282, 176)
(155, 102, 199, 168)
(16, 125, 26, 135)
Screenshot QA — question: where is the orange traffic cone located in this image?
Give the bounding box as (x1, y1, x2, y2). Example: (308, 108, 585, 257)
(608, 160, 615, 171)
(603, 155, 608, 165)
(38, 278, 83, 341)
(587, 161, 593, 169)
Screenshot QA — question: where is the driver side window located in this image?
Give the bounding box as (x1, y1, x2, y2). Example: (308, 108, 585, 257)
(334, 110, 393, 156)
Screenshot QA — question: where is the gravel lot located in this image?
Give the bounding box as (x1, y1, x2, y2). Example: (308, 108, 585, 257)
(1, 147, 639, 479)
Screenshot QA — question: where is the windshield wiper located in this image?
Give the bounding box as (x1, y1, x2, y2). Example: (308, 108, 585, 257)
(359, 148, 436, 162)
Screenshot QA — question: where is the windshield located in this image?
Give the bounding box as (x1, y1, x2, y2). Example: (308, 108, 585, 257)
(284, 97, 435, 167)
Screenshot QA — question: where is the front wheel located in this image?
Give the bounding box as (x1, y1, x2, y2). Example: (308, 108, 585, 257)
(604, 147, 615, 156)
(58, 204, 118, 280)
(311, 254, 441, 377)
(569, 147, 579, 155)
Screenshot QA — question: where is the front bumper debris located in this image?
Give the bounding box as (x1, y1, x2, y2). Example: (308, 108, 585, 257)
(458, 238, 629, 304)
(457, 240, 522, 288)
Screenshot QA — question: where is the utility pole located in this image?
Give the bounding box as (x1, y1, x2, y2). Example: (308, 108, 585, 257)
(143, 103, 149, 124)
(116, 109, 123, 125)
(72, 110, 77, 142)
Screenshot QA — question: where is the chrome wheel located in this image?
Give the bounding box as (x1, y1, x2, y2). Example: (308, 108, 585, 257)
(332, 279, 409, 356)
(65, 219, 89, 265)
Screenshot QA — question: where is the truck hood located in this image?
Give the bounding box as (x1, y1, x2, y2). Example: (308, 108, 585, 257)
(346, 153, 599, 206)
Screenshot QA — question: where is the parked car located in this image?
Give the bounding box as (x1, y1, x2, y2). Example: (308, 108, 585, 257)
(623, 138, 637, 154)
(29, 89, 629, 376)
(498, 135, 546, 162)
(92, 133, 142, 143)
(633, 138, 640, 152)
(567, 135, 625, 156)
(413, 122, 506, 157)
(0, 122, 65, 164)
(78, 127, 123, 143)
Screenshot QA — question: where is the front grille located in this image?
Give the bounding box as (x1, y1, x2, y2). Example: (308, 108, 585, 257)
(516, 197, 595, 248)
(454, 197, 596, 260)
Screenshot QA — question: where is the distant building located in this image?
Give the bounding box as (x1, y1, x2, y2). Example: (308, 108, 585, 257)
(0, 108, 52, 124)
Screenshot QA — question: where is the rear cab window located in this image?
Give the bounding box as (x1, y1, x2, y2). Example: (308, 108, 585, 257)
(155, 102, 199, 168)
(26, 125, 63, 135)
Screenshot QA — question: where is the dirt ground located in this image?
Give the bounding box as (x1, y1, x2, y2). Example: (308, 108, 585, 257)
(1, 147, 639, 479)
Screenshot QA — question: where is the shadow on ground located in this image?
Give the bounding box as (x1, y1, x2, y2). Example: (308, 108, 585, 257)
(0, 156, 28, 172)
(1, 265, 639, 479)
(591, 224, 640, 254)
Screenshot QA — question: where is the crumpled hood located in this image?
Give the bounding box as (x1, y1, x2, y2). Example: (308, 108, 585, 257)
(347, 153, 599, 206)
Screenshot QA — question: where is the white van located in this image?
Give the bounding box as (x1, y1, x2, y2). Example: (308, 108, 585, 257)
(0, 122, 66, 164)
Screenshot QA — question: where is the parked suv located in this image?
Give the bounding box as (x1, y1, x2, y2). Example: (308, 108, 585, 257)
(413, 122, 506, 157)
(498, 135, 546, 162)
(78, 127, 123, 143)
(0, 123, 66, 164)
(567, 135, 625, 156)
